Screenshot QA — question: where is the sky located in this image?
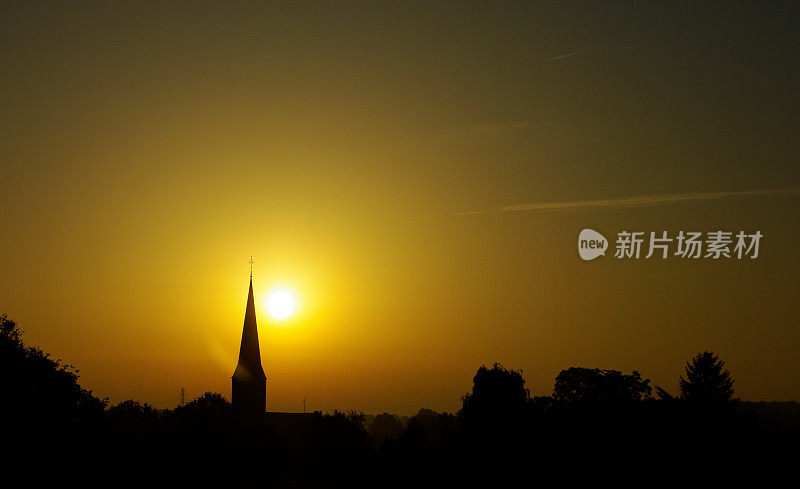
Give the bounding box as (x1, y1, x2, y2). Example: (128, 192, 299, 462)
(1, 1, 799, 414)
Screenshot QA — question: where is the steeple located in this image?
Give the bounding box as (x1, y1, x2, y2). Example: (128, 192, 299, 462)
(232, 275, 266, 420)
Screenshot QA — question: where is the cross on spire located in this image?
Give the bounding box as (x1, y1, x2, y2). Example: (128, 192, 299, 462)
(249, 256, 254, 278)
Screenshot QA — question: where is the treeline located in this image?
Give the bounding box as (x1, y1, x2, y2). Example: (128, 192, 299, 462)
(1, 314, 796, 486)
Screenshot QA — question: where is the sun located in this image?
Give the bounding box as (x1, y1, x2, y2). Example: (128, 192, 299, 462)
(265, 289, 297, 320)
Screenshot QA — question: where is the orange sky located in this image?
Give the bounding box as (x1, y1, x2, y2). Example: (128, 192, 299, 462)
(1, 2, 799, 413)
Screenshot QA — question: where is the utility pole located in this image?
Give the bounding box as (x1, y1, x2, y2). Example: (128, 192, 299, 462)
(302, 397, 307, 413)
(180, 387, 186, 407)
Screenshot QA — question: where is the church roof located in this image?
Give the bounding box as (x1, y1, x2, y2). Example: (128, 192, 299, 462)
(233, 277, 266, 382)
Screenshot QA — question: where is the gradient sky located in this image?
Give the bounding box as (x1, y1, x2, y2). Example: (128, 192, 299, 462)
(2, 1, 799, 414)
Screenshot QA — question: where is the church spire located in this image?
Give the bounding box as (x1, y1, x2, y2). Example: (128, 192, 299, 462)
(232, 267, 266, 419)
(233, 276, 266, 382)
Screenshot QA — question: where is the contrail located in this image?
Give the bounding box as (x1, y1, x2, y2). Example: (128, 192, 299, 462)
(546, 50, 591, 61)
(545, 22, 763, 62)
(408, 188, 800, 219)
(498, 188, 800, 212)
(546, 43, 648, 61)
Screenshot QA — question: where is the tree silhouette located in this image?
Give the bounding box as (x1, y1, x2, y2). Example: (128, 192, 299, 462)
(5, 310, 786, 485)
(401, 408, 456, 450)
(173, 391, 232, 426)
(553, 367, 652, 405)
(106, 399, 160, 435)
(108, 399, 158, 419)
(1, 314, 106, 474)
(460, 363, 529, 425)
(300, 410, 375, 487)
(679, 351, 735, 402)
(0, 314, 105, 435)
(459, 363, 531, 450)
(369, 412, 403, 444)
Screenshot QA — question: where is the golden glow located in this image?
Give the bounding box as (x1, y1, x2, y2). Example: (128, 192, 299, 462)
(2, 3, 799, 415)
(265, 289, 297, 320)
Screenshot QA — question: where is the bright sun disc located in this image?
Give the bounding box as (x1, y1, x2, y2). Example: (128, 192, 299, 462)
(265, 290, 296, 320)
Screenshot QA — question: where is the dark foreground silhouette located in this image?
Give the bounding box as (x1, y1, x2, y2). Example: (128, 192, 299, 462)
(2, 314, 797, 486)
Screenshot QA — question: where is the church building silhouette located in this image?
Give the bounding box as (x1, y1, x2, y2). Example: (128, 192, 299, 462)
(232, 271, 319, 429)
(232, 275, 267, 420)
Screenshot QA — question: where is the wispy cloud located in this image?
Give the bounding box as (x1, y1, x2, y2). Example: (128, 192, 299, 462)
(499, 188, 800, 212)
